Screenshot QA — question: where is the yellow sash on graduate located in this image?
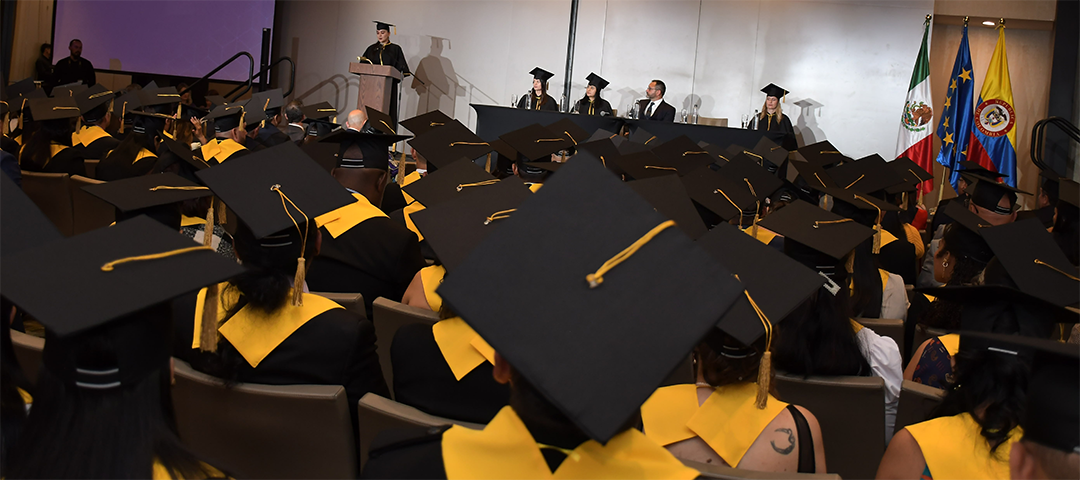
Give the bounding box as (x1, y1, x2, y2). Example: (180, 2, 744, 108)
(192, 285, 343, 367)
(432, 317, 496, 380)
(528, 183, 543, 193)
(906, 412, 1020, 480)
(849, 268, 892, 293)
(880, 229, 898, 248)
(17, 387, 32, 404)
(402, 201, 426, 241)
(181, 215, 205, 227)
(72, 125, 112, 147)
(162, 130, 175, 140)
(642, 383, 788, 467)
(47, 143, 69, 166)
(200, 139, 246, 163)
(902, 223, 926, 258)
(200, 139, 220, 162)
(314, 193, 388, 238)
(420, 264, 445, 312)
(938, 333, 961, 357)
(134, 148, 157, 165)
(741, 225, 778, 245)
(152, 459, 225, 479)
(442, 406, 699, 480)
(401, 171, 422, 204)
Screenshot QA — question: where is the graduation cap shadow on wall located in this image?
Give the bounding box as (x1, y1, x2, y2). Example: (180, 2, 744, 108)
(793, 97, 825, 148)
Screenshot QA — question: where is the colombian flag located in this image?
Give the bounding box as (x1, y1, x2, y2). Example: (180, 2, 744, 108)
(967, 26, 1017, 187)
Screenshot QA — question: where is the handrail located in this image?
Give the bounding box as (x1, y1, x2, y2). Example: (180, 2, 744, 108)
(1030, 117, 1079, 174)
(224, 56, 296, 100)
(178, 51, 254, 103)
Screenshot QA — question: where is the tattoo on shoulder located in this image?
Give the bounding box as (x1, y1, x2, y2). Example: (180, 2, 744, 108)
(770, 428, 795, 455)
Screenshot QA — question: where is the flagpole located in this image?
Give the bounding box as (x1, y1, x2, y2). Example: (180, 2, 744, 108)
(935, 166, 950, 210)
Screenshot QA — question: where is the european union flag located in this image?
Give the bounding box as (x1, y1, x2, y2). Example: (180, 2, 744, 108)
(934, 24, 976, 191)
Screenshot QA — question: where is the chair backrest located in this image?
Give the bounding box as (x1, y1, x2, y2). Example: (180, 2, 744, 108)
(855, 317, 905, 357)
(697, 117, 728, 127)
(774, 372, 886, 480)
(9, 329, 44, 385)
(69, 174, 115, 235)
(312, 291, 366, 321)
(20, 171, 73, 236)
(371, 297, 439, 397)
(911, 325, 951, 356)
(681, 459, 841, 480)
(171, 359, 357, 479)
(356, 393, 483, 471)
(83, 159, 99, 179)
(894, 380, 946, 432)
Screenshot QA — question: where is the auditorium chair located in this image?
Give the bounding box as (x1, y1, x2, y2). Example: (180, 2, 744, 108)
(911, 326, 951, 358)
(10, 329, 44, 385)
(356, 392, 484, 470)
(681, 459, 840, 480)
(69, 175, 115, 235)
(20, 171, 73, 236)
(697, 117, 728, 127)
(893, 380, 946, 433)
(171, 359, 357, 479)
(854, 317, 905, 357)
(83, 159, 99, 178)
(311, 292, 367, 321)
(774, 372, 886, 479)
(371, 297, 439, 398)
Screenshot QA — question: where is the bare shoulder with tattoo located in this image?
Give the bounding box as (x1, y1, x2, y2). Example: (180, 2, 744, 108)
(770, 427, 795, 455)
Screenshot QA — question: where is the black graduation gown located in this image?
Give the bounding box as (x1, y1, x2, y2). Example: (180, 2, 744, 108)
(1016, 205, 1055, 229)
(306, 216, 427, 319)
(19, 143, 86, 177)
(575, 98, 613, 116)
(382, 183, 408, 215)
(256, 124, 292, 148)
(172, 293, 390, 426)
(517, 93, 559, 112)
(755, 113, 794, 136)
(362, 42, 411, 75)
(81, 134, 121, 161)
(930, 194, 968, 234)
(389, 323, 510, 424)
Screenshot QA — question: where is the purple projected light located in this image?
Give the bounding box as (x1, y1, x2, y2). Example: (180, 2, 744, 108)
(54, 0, 274, 82)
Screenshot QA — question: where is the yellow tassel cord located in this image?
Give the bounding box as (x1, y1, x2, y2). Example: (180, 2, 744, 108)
(683, 151, 708, 156)
(429, 122, 445, 127)
(812, 173, 828, 189)
(271, 185, 310, 307)
(379, 120, 394, 133)
(820, 150, 841, 155)
(457, 179, 500, 191)
(216, 198, 227, 225)
(18, 99, 28, 133)
(117, 101, 127, 134)
(813, 218, 853, 229)
(742, 151, 764, 164)
(397, 150, 408, 184)
(203, 199, 216, 246)
(52, 106, 79, 111)
(585, 220, 676, 288)
(450, 141, 489, 147)
(534, 138, 563, 143)
(744, 179, 760, 238)
(644, 136, 657, 145)
(1035, 259, 1080, 281)
(644, 165, 678, 172)
(734, 273, 774, 409)
(100, 245, 214, 271)
(845, 174, 866, 189)
(599, 155, 607, 168)
(484, 208, 517, 225)
(563, 131, 578, 145)
(261, 98, 271, 128)
(853, 194, 883, 254)
(484, 152, 493, 173)
(714, 188, 744, 222)
(148, 185, 210, 191)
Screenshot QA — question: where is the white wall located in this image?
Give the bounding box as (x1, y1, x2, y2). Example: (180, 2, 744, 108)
(276, 0, 934, 157)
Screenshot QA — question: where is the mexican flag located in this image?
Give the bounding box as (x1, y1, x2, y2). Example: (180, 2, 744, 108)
(895, 17, 934, 194)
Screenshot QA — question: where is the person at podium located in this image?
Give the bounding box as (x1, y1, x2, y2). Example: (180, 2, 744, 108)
(361, 21, 411, 123)
(574, 73, 613, 116)
(516, 67, 559, 111)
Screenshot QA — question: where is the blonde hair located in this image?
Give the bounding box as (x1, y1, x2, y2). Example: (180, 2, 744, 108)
(758, 99, 783, 120)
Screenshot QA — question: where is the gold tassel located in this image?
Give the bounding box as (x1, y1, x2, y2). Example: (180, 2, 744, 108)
(484, 152, 492, 173)
(396, 149, 407, 184)
(756, 351, 772, 409)
(872, 224, 882, 254)
(292, 257, 306, 306)
(216, 199, 227, 225)
(199, 283, 220, 352)
(117, 102, 126, 134)
(203, 200, 215, 247)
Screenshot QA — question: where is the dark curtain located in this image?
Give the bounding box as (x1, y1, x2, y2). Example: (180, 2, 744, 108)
(0, 0, 17, 85)
(1045, 0, 1079, 177)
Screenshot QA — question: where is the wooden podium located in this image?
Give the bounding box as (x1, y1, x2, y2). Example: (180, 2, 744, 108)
(349, 63, 403, 115)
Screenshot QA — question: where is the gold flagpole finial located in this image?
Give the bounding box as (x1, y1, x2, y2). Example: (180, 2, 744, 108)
(963, 16, 969, 26)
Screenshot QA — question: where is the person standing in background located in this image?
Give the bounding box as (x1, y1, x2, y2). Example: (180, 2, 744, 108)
(362, 21, 410, 123)
(34, 43, 52, 87)
(53, 39, 95, 87)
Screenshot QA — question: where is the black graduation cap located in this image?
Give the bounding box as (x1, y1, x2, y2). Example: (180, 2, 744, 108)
(11, 88, 47, 114)
(374, 21, 395, 32)
(957, 160, 1006, 179)
(27, 96, 81, 121)
(81, 173, 212, 213)
(51, 83, 88, 98)
(75, 85, 115, 121)
(407, 120, 492, 168)
(205, 103, 265, 132)
(576, 138, 624, 175)
(627, 174, 708, 240)
(177, 103, 209, 123)
(524, 161, 562, 174)
(585, 128, 619, 144)
(249, 88, 284, 116)
(717, 153, 784, 202)
(586, 72, 609, 90)
(365, 106, 397, 134)
(205, 95, 229, 108)
(499, 123, 574, 162)
(545, 118, 590, 146)
(195, 142, 355, 239)
(402, 158, 496, 208)
(921, 286, 1076, 338)
(758, 199, 875, 261)
(967, 172, 1030, 214)
(400, 109, 453, 137)
(682, 164, 759, 221)
(1, 173, 62, 258)
(761, 83, 788, 100)
(749, 137, 789, 173)
(797, 140, 851, 169)
(0, 215, 244, 390)
(3, 77, 37, 101)
(696, 222, 825, 347)
(137, 87, 182, 109)
(1022, 339, 1080, 454)
(980, 218, 1079, 307)
(788, 159, 837, 193)
(615, 149, 671, 180)
(410, 176, 532, 272)
(885, 157, 933, 194)
(530, 67, 554, 82)
(1060, 178, 1079, 208)
(826, 154, 905, 195)
(627, 127, 659, 146)
(112, 89, 142, 124)
(941, 198, 992, 234)
(698, 142, 731, 163)
(649, 135, 717, 176)
(301, 102, 337, 120)
(319, 129, 410, 170)
(300, 141, 340, 174)
(436, 156, 744, 443)
(488, 138, 518, 162)
(821, 185, 900, 213)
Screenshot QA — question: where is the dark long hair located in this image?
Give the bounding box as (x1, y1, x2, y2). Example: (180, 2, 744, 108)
(1052, 201, 1079, 266)
(5, 304, 218, 479)
(919, 223, 993, 329)
(226, 219, 319, 315)
(832, 200, 884, 319)
(931, 346, 1028, 456)
(696, 329, 775, 396)
(531, 81, 550, 109)
(20, 118, 73, 170)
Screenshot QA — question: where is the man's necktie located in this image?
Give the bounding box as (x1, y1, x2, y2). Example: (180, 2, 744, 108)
(644, 102, 654, 119)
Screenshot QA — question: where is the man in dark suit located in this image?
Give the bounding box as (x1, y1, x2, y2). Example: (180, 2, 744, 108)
(283, 101, 307, 143)
(636, 79, 676, 122)
(53, 39, 95, 87)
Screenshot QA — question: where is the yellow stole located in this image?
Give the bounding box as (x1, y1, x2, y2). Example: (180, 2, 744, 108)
(134, 148, 157, 165)
(641, 383, 788, 467)
(939, 333, 961, 357)
(72, 125, 112, 147)
(200, 138, 246, 163)
(902, 223, 926, 258)
(528, 183, 543, 193)
(44, 143, 70, 167)
(432, 317, 496, 380)
(181, 215, 205, 227)
(849, 268, 892, 292)
(906, 413, 1020, 480)
(880, 229, 898, 248)
(17, 387, 32, 404)
(401, 171, 422, 204)
(314, 192, 388, 238)
(420, 264, 445, 312)
(402, 201, 426, 241)
(442, 406, 699, 480)
(741, 225, 779, 245)
(192, 285, 343, 367)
